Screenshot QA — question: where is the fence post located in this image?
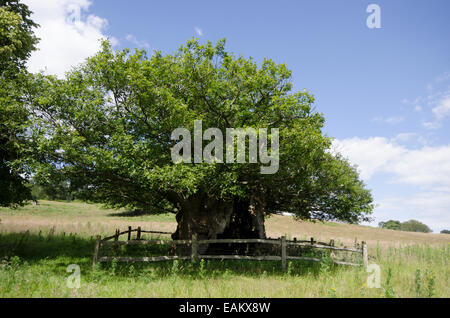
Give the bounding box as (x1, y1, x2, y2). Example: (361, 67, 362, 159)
(281, 236, 287, 271)
(137, 226, 141, 240)
(310, 237, 314, 245)
(92, 235, 101, 269)
(191, 233, 198, 263)
(329, 239, 336, 259)
(113, 229, 120, 252)
(128, 226, 131, 241)
(362, 241, 368, 270)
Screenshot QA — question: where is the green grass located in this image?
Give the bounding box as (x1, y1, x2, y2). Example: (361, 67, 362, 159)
(0, 201, 449, 297)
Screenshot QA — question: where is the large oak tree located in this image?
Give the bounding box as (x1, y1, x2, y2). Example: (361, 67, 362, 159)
(26, 39, 373, 245)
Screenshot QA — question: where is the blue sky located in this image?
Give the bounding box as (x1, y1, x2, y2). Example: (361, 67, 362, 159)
(24, 0, 450, 232)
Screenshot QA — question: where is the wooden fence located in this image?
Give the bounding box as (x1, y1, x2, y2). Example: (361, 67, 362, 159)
(92, 227, 368, 271)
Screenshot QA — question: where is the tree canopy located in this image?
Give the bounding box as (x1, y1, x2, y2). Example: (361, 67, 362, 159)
(379, 219, 432, 233)
(0, 0, 38, 207)
(25, 39, 373, 239)
(378, 220, 402, 231)
(400, 220, 432, 233)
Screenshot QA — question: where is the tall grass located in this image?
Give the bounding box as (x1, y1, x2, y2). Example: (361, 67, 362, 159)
(0, 201, 448, 297)
(0, 231, 448, 297)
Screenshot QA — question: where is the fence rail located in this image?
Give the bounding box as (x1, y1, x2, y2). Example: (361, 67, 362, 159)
(92, 227, 368, 270)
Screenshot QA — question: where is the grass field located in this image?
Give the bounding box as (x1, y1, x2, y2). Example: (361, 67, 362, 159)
(0, 200, 449, 297)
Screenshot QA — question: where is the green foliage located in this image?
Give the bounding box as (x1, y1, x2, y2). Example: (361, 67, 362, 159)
(31, 179, 73, 201)
(170, 259, 180, 276)
(128, 264, 135, 277)
(440, 230, 450, 234)
(26, 38, 373, 223)
(425, 270, 435, 298)
(379, 219, 432, 233)
(287, 261, 294, 276)
(0, 0, 39, 74)
(328, 287, 337, 298)
(383, 267, 395, 298)
(0, 0, 39, 207)
(414, 269, 422, 297)
(199, 259, 206, 279)
(378, 220, 401, 230)
(400, 220, 432, 233)
(319, 252, 333, 275)
(110, 258, 118, 276)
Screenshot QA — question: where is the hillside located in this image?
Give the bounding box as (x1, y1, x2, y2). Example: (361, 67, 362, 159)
(1, 200, 448, 249)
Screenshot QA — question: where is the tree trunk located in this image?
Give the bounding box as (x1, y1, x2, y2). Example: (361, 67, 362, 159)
(171, 191, 267, 254)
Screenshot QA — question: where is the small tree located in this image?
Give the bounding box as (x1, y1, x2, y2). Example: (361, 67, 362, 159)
(379, 219, 432, 233)
(378, 220, 401, 230)
(400, 220, 432, 233)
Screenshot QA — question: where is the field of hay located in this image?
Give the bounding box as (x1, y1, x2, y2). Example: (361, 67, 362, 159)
(0, 200, 448, 297)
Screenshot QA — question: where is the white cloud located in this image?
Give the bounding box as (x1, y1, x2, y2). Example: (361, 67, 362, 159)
(392, 133, 428, 147)
(375, 191, 450, 232)
(432, 96, 450, 120)
(402, 97, 423, 113)
(332, 137, 405, 180)
(435, 71, 450, 84)
(417, 73, 450, 129)
(420, 95, 450, 130)
(333, 137, 450, 232)
(334, 137, 450, 188)
(422, 121, 441, 130)
(387, 146, 450, 188)
(125, 34, 150, 49)
(403, 75, 450, 129)
(24, 0, 115, 77)
(194, 27, 203, 36)
(372, 116, 404, 124)
(392, 133, 416, 143)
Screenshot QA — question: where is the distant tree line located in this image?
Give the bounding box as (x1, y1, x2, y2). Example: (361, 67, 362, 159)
(378, 219, 432, 233)
(30, 181, 73, 202)
(440, 230, 450, 234)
